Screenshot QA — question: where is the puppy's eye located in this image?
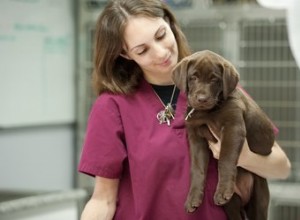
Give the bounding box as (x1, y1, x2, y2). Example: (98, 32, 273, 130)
(189, 75, 197, 81)
(210, 78, 219, 84)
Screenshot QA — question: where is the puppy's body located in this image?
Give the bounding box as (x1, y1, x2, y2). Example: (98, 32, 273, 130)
(173, 50, 274, 220)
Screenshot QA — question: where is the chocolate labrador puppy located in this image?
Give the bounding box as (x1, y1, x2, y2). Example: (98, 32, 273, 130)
(172, 50, 275, 220)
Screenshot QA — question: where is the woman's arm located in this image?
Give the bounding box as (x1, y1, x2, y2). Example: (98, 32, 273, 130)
(81, 176, 119, 220)
(237, 140, 291, 179)
(209, 139, 291, 180)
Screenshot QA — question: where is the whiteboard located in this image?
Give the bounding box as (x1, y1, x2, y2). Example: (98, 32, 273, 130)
(0, 0, 75, 127)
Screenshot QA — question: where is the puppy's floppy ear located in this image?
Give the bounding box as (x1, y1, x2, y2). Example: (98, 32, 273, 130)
(222, 61, 239, 100)
(172, 59, 190, 92)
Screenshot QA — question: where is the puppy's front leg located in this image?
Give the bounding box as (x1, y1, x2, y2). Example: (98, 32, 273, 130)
(214, 124, 246, 206)
(185, 126, 210, 213)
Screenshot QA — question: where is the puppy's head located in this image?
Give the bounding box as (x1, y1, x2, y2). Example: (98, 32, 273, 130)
(172, 50, 239, 110)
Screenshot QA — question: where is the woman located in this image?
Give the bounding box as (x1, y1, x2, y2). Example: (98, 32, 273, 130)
(78, 0, 291, 219)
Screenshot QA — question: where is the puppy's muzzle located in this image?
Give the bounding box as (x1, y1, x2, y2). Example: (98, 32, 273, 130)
(189, 93, 216, 110)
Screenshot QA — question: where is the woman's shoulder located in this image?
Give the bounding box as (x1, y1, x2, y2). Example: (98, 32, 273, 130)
(92, 91, 137, 111)
(92, 80, 154, 112)
(87, 93, 125, 120)
(95, 83, 148, 104)
(95, 92, 119, 102)
(92, 92, 123, 108)
(94, 92, 131, 104)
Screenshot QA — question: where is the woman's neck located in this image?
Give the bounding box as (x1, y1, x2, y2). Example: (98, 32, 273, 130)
(143, 72, 173, 85)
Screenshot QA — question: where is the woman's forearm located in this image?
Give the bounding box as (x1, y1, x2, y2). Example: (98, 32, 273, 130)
(208, 130, 292, 179)
(237, 141, 291, 179)
(81, 197, 117, 220)
(81, 176, 119, 220)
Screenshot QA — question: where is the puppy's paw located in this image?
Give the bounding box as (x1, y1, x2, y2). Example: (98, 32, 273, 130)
(214, 187, 234, 205)
(185, 193, 204, 213)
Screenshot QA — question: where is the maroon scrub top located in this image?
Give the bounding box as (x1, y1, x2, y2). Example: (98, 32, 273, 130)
(78, 79, 227, 220)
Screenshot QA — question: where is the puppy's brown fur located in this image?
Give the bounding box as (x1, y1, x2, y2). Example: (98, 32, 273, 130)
(173, 50, 274, 220)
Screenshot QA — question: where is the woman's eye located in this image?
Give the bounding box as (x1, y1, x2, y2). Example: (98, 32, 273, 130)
(156, 30, 166, 40)
(136, 48, 147, 55)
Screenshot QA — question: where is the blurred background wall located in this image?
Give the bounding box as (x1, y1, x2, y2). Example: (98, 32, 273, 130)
(0, 1, 84, 219)
(0, 0, 299, 219)
(0, 0, 76, 191)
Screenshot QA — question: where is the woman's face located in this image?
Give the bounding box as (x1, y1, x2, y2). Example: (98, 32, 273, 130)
(122, 16, 178, 85)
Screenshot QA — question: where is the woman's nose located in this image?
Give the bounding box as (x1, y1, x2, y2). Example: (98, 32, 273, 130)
(152, 43, 167, 59)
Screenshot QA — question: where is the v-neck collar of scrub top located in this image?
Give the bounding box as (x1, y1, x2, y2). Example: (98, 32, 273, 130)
(139, 78, 187, 130)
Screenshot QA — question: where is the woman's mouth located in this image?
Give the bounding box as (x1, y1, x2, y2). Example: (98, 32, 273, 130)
(159, 56, 172, 67)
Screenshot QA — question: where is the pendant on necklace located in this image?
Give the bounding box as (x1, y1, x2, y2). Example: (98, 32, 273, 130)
(156, 103, 175, 126)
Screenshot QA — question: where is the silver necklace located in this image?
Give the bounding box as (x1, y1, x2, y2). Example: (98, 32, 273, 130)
(185, 107, 195, 121)
(153, 85, 176, 126)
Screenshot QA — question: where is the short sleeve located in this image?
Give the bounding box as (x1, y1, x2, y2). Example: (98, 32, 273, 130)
(78, 94, 127, 179)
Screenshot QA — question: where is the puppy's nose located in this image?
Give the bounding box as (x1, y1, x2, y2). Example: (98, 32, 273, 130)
(197, 94, 209, 103)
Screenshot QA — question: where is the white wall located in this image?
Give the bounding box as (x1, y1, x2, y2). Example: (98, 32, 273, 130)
(0, 0, 76, 191)
(0, 0, 75, 128)
(0, 125, 75, 191)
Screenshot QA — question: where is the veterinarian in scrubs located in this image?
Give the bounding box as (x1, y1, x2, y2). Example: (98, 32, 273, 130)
(78, 0, 291, 219)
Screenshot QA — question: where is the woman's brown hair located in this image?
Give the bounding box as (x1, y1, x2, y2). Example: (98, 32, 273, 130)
(92, 0, 191, 95)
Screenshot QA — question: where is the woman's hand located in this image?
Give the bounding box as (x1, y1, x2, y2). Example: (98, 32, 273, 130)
(81, 197, 116, 220)
(208, 136, 251, 165)
(208, 133, 291, 180)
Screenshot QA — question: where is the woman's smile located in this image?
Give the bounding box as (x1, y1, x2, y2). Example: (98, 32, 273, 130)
(157, 54, 172, 66)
